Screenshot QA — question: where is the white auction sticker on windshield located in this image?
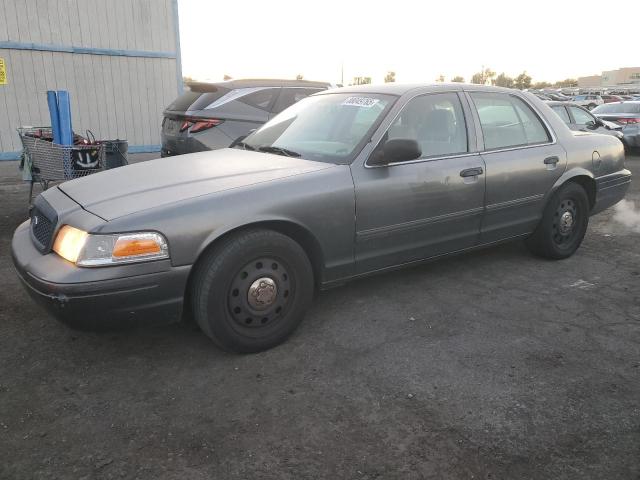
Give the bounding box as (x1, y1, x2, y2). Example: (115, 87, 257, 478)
(341, 96, 380, 108)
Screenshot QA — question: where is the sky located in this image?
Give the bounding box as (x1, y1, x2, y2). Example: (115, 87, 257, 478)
(178, 0, 639, 85)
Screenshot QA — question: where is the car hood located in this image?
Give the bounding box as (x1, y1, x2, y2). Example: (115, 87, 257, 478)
(58, 149, 334, 221)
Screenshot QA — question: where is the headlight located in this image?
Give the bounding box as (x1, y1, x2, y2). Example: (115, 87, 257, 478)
(52, 226, 169, 266)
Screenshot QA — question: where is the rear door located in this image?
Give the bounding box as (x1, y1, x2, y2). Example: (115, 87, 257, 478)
(467, 91, 567, 243)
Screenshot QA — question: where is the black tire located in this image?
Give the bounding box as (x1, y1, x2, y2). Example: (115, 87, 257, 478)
(525, 182, 590, 260)
(190, 229, 314, 353)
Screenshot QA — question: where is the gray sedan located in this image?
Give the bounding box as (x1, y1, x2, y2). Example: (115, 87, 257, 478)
(547, 101, 626, 145)
(592, 101, 640, 151)
(12, 84, 631, 352)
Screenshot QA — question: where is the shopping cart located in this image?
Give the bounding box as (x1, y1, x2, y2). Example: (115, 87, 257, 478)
(18, 127, 106, 205)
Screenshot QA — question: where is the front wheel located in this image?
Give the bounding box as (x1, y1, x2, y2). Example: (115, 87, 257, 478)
(525, 182, 590, 260)
(191, 229, 314, 353)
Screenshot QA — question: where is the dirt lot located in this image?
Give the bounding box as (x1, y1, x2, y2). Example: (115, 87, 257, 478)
(1, 154, 639, 479)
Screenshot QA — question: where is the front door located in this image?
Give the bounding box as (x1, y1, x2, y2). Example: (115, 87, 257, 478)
(351, 92, 486, 274)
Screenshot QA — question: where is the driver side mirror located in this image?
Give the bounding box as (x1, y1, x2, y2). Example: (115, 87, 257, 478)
(370, 138, 422, 166)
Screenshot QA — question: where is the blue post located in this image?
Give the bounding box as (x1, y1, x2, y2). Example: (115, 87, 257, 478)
(57, 90, 73, 146)
(46, 90, 61, 144)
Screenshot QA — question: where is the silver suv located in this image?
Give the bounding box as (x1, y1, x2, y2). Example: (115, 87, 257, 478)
(161, 79, 330, 156)
(571, 94, 604, 110)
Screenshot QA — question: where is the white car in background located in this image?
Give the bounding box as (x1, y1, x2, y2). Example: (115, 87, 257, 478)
(571, 94, 604, 110)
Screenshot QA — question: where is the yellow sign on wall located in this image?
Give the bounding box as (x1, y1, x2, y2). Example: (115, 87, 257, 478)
(0, 58, 6, 85)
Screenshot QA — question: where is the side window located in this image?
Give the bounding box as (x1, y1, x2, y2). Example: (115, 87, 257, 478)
(386, 92, 468, 158)
(272, 88, 324, 114)
(471, 92, 551, 150)
(551, 106, 571, 124)
(568, 106, 595, 125)
(239, 88, 279, 111)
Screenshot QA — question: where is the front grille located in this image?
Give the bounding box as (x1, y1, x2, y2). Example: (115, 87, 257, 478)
(30, 197, 58, 252)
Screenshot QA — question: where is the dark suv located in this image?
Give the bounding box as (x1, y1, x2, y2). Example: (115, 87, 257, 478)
(161, 79, 330, 156)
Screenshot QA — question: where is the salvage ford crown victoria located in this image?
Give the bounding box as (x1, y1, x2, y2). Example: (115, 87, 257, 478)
(12, 84, 631, 353)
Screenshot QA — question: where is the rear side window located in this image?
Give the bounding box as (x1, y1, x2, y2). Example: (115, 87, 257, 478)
(471, 93, 551, 150)
(239, 88, 279, 111)
(272, 88, 325, 114)
(551, 105, 571, 124)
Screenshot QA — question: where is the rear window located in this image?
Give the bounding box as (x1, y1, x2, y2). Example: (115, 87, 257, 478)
(165, 86, 231, 112)
(573, 95, 586, 101)
(166, 91, 201, 111)
(592, 103, 640, 114)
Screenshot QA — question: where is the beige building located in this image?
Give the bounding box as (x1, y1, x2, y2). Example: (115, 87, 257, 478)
(602, 67, 640, 87)
(578, 67, 640, 89)
(0, 0, 182, 160)
(577, 75, 602, 88)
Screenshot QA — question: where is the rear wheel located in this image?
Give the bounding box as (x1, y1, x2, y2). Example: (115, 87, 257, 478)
(525, 182, 589, 260)
(191, 229, 314, 353)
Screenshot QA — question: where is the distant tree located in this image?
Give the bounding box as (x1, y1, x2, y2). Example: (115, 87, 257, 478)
(296, 74, 304, 80)
(384, 71, 396, 83)
(223, 74, 233, 81)
(353, 76, 372, 85)
(494, 73, 514, 88)
(451, 76, 465, 83)
(183, 76, 195, 83)
(532, 81, 552, 89)
(471, 67, 495, 85)
(555, 78, 578, 88)
(514, 71, 532, 90)
(436, 74, 445, 82)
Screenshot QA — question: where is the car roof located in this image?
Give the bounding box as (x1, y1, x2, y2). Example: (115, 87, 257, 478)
(188, 79, 331, 91)
(315, 82, 519, 96)
(546, 101, 582, 107)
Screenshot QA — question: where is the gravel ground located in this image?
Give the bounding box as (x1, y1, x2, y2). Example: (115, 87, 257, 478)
(1, 154, 639, 479)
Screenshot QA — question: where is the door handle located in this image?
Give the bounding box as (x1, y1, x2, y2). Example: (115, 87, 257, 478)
(544, 156, 560, 165)
(460, 167, 483, 178)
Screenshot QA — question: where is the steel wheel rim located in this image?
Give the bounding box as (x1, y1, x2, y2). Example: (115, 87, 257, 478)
(552, 198, 579, 247)
(227, 257, 292, 330)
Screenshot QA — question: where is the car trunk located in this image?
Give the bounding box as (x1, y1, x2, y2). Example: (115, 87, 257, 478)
(595, 113, 640, 127)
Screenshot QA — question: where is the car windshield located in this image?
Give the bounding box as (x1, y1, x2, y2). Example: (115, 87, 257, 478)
(592, 103, 640, 114)
(241, 93, 395, 164)
(573, 95, 587, 100)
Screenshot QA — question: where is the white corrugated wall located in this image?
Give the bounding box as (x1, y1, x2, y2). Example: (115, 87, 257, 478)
(0, 0, 181, 157)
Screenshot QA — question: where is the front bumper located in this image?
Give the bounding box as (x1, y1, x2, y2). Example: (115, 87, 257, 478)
(592, 169, 632, 215)
(12, 220, 191, 327)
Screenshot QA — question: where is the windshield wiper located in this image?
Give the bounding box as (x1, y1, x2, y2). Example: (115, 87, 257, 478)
(257, 145, 301, 157)
(232, 141, 255, 151)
